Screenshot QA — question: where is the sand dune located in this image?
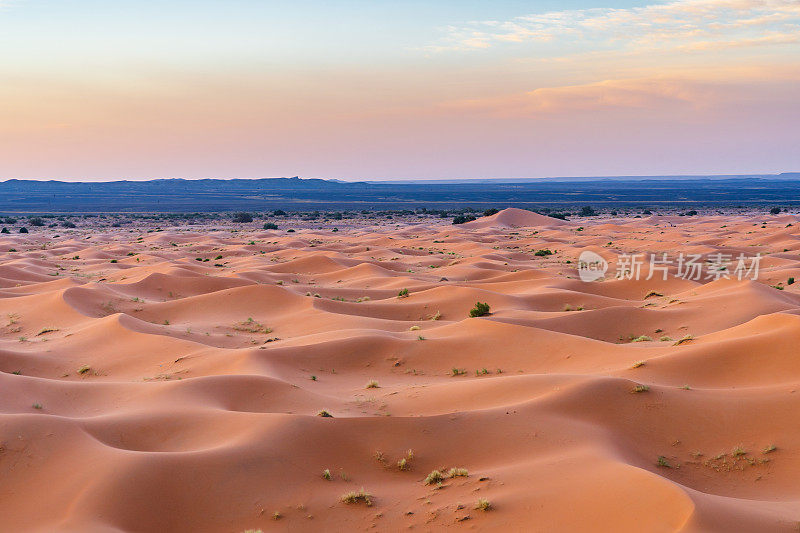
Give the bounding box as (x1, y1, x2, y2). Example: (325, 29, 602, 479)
(2, 209, 800, 531)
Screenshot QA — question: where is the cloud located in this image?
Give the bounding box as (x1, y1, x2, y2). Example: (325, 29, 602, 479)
(428, 0, 800, 55)
(439, 67, 800, 117)
(442, 78, 703, 116)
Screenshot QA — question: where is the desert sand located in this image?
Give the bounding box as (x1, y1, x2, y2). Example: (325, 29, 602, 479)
(2, 208, 800, 532)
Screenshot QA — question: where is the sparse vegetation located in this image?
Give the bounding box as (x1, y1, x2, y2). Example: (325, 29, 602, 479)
(469, 301, 490, 317)
(424, 470, 445, 485)
(673, 335, 694, 346)
(341, 488, 372, 506)
(631, 335, 652, 342)
(365, 380, 380, 389)
(231, 212, 253, 223)
(452, 214, 476, 224)
(322, 469, 332, 480)
(234, 317, 272, 334)
(631, 384, 650, 393)
(475, 498, 492, 511)
(397, 450, 414, 471)
(317, 410, 333, 417)
(397, 288, 409, 298)
(657, 456, 672, 468)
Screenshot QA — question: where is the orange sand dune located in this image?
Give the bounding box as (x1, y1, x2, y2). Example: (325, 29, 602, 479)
(2, 209, 800, 532)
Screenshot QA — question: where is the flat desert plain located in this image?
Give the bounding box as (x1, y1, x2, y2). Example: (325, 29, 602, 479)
(3, 208, 800, 532)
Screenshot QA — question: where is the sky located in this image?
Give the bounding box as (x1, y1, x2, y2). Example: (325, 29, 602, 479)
(0, 0, 798, 181)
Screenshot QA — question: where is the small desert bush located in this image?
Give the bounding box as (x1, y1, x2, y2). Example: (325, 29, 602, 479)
(424, 470, 445, 485)
(631, 335, 652, 342)
(365, 380, 380, 389)
(452, 214, 476, 224)
(397, 288, 409, 298)
(475, 498, 492, 511)
(322, 469, 332, 480)
(631, 384, 650, 393)
(317, 410, 333, 417)
(469, 301, 490, 317)
(447, 468, 468, 478)
(231, 212, 253, 223)
(397, 450, 414, 470)
(673, 334, 694, 346)
(341, 488, 372, 506)
(657, 456, 672, 468)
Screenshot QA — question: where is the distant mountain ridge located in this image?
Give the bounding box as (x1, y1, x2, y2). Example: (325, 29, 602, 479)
(0, 175, 798, 212)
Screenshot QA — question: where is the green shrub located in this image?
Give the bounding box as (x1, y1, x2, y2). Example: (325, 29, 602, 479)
(231, 212, 253, 223)
(469, 302, 490, 317)
(452, 214, 476, 224)
(424, 470, 444, 485)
